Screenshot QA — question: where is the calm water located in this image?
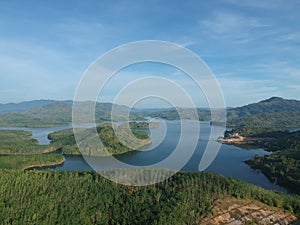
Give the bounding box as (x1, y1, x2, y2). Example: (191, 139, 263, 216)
(0, 121, 286, 192)
(0, 123, 95, 145)
(0, 125, 72, 145)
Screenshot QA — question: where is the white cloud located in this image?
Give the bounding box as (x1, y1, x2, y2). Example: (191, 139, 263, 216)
(222, 0, 298, 9)
(279, 67, 300, 80)
(277, 32, 300, 42)
(214, 61, 300, 106)
(54, 20, 107, 46)
(217, 76, 279, 105)
(199, 10, 267, 35)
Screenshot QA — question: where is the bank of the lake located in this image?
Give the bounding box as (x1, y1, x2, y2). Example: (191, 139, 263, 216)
(48, 123, 152, 156)
(223, 127, 300, 194)
(23, 158, 65, 170)
(0, 154, 65, 170)
(0, 120, 291, 193)
(38, 121, 286, 193)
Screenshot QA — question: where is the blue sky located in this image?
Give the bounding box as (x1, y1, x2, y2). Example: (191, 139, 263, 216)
(0, 0, 299, 107)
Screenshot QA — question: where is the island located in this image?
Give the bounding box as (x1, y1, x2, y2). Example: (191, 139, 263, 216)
(48, 123, 152, 156)
(119, 121, 160, 129)
(0, 123, 152, 169)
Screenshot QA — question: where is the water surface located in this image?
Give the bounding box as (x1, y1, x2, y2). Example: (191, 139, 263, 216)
(0, 121, 287, 192)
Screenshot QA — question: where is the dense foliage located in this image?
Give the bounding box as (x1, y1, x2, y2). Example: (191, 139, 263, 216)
(224, 126, 285, 138)
(48, 124, 151, 155)
(0, 102, 142, 127)
(0, 154, 64, 169)
(227, 111, 300, 128)
(0, 130, 54, 154)
(227, 97, 300, 128)
(0, 102, 71, 127)
(266, 130, 300, 151)
(248, 153, 300, 194)
(137, 108, 211, 121)
(0, 100, 58, 113)
(232, 127, 300, 193)
(137, 97, 300, 128)
(97, 124, 151, 155)
(126, 121, 160, 129)
(0, 169, 299, 225)
(2, 97, 299, 128)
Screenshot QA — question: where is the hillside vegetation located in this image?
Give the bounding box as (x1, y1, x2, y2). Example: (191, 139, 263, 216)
(0, 169, 298, 225)
(227, 97, 300, 127)
(246, 131, 300, 194)
(224, 126, 300, 193)
(136, 107, 211, 121)
(0, 154, 64, 170)
(119, 121, 160, 130)
(0, 100, 58, 114)
(0, 130, 54, 154)
(48, 123, 151, 156)
(0, 102, 141, 127)
(1, 97, 299, 128)
(134, 97, 300, 128)
(0, 123, 151, 168)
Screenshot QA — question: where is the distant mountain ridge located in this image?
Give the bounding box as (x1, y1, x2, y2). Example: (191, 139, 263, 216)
(0, 97, 299, 128)
(0, 100, 57, 114)
(0, 101, 138, 127)
(229, 97, 300, 116)
(227, 97, 300, 127)
(0, 99, 75, 114)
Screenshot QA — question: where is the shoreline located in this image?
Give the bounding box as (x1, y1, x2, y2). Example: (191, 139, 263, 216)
(0, 148, 59, 155)
(23, 158, 65, 170)
(62, 142, 152, 157)
(221, 136, 274, 145)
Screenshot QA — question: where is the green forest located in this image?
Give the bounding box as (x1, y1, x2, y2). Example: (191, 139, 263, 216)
(226, 97, 300, 128)
(0, 123, 151, 169)
(246, 131, 300, 194)
(1, 97, 300, 128)
(224, 126, 300, 194)
(0, 154, 64, 170)
(119, 121, 160, 129)
(48, 123, 151, 155)
(224, 126, 289, 139)
(0, 102, 143, 127)
(0, 130, 54, 154)
(0, 97, 300, 224)
(0, 169, 299, 225)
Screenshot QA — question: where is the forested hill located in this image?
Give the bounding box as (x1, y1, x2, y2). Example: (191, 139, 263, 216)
(0, 97, 299, 127)
(0, 170, 298, 224)
(0, 100, 59, 114)
(229, 97, 300, 116)
(136, 97, 300, 127)
(227, 97, 300, 127)
(0, 102, 141, 127)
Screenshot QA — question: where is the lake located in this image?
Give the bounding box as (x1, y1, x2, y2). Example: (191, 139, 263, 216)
(0, 121, 286, 192)
(0, 123, 95, 145)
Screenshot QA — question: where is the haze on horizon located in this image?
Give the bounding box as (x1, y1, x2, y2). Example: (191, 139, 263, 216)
(0, 0, 299, 107)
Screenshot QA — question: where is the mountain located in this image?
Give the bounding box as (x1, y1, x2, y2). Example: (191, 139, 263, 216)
(0, 100, 57, 114)
(229, 97, 300, 116)
(227, 97, 300, 127)
(0, 101, 140, 127)
(0, 102, 71, 127)
(137, 97, 300, 127)
(0, 97, 299, 128)
(135, 107, 211, 121)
